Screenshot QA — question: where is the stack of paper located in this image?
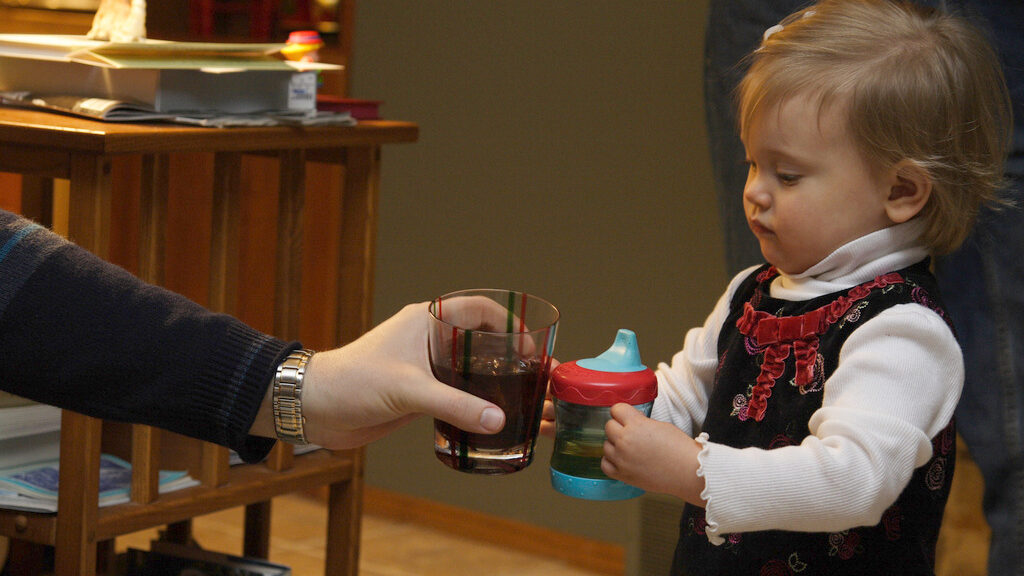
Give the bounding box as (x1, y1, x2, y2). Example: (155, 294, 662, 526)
(0, 34, 353, 126)
(0, 402, 62, 471)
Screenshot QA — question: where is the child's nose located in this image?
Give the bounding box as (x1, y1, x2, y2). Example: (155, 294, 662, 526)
(743, 174, 771, 210)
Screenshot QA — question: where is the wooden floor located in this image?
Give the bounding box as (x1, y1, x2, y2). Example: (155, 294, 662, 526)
(935, 435, 991, 576)
(113, 493, 604, 576)
(0, 433, 988, 575)
(101, 434, 988, 576)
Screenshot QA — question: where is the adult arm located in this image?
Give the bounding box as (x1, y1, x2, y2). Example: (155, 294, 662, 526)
(0, 210, 506, 461)
(0, 210, 290, 461)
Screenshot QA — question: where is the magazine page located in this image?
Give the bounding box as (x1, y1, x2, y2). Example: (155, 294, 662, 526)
(0, 91, 172, 121)
(0, 91, 356, 127)
(0, 454, 199, 512)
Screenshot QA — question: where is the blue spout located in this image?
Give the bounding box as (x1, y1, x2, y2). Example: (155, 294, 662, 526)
(577, 329, 646, 373)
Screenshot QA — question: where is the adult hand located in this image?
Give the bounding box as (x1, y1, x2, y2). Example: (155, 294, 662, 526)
(252, 302, 506, 449)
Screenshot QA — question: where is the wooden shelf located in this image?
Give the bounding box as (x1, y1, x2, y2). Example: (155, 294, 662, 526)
(0, 109, 417, 157)
(99, 449, 357, 540)
(0, 449, 355, 545)
(0, 109, 417, 575)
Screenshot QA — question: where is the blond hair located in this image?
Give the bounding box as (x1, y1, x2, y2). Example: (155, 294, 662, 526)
(738, 0, 1012, 254)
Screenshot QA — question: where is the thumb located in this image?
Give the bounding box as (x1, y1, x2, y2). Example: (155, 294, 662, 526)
(609, 402, 644, 424)
(413, 379, 506, 434)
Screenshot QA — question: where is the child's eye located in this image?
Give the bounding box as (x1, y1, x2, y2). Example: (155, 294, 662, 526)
(777, 172, 801, 185)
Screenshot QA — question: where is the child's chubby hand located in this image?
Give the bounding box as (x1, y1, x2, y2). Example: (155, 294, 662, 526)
(602, 403, 706, 506)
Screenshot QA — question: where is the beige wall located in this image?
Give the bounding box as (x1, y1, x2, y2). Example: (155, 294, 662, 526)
(351, 0, 726, 563)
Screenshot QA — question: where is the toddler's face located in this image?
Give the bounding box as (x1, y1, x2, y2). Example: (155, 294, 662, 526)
(741, 94, 894, 275)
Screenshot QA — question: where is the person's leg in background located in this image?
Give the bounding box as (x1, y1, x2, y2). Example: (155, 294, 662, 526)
(934, 3, 1024, 575)
(937, 195, 1024, 576)
(703, 1, 796, 275)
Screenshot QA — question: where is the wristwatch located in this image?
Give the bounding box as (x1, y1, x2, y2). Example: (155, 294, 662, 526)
(272, 349, 314, 445)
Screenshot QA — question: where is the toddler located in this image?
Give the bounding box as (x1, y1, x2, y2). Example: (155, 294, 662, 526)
(599, 1, 1012, 573)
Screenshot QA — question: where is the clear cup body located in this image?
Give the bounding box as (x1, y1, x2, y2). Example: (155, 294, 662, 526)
(550, 399, 654, 479)
(428, 289, 559, 474)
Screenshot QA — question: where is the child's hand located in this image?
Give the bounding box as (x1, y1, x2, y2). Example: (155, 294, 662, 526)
(602, 403, 706, 506)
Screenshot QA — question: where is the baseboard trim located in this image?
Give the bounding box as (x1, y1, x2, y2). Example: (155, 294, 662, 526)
(362, 485, 625, 575)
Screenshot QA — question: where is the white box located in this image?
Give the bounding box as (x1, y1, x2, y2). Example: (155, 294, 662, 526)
(0, 34, 336, 114)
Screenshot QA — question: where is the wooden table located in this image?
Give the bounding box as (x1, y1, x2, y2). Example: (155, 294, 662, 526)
(0, 108, 418, 575)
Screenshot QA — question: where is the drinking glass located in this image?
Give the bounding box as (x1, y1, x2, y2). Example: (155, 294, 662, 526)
(428, 289, 559, 474)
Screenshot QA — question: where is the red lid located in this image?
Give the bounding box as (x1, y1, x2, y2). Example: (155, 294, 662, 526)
(550, 361, 657, 406)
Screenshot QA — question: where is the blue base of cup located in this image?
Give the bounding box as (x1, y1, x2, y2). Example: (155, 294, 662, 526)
(550, 468, 645, 501)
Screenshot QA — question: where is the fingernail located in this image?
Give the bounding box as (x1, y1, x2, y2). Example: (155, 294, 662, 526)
(480, 407, 505, 432)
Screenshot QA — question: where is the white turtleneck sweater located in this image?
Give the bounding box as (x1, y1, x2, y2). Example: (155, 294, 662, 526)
(651, 220, 963, 544)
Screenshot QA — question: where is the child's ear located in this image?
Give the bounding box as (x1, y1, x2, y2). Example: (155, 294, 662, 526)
(884, 160, 932, 224)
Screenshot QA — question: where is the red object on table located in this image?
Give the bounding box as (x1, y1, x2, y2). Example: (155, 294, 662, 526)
(316, 95, 382, 120)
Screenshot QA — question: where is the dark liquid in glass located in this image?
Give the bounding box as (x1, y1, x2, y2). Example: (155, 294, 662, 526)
(432, 356, 548, 474)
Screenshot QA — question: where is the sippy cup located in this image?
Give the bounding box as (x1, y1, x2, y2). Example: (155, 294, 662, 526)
(549, 329, 657, 500)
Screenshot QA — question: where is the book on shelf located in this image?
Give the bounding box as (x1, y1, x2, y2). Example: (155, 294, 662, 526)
(123, 541, 290, 576)
(0, 92, 174, 122)
(0, 91, 357, 127)
(0, 398, 200, 512)
(0, 453, 199, 513)
(0, 34, 342, 115)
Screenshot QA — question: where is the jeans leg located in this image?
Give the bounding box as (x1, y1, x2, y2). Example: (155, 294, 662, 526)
(935, 1, 1024, 573)
(937, 195, 1024, 576)
(703, 1, 803, 276)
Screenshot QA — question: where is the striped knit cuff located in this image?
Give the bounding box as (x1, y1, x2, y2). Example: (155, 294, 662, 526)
(195, 321, 299, 462)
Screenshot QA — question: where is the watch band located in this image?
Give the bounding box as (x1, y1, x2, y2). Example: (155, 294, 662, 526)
(272, 348, 314, 445)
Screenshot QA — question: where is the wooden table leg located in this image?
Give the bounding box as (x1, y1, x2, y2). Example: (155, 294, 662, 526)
(132, 153, 169, 505)
(18, 176, 52, 226)
(326, 449, 364, 576)
(202, 151, 243, 489)
(267, 149, 306, 473)
(248, 150, 309, 561)
(139, 153, 168, 287)
(55, 411, 102, 575)
(324, 145, 378, 575)
(209, 151, 242, 318)
(243, 502, 272, 559)
(53, 152, 113, 575)
(274, 148, 306, 343)
(65, 154, 112, 255)
(336, 146, 380, 345)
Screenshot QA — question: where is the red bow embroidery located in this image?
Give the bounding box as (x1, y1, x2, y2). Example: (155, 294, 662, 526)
(735, 271, 905, 421)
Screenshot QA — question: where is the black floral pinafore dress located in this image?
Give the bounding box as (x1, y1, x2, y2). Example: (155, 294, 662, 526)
(673, 260, 956, 576)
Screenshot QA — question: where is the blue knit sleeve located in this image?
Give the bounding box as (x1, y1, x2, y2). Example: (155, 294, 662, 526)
(0, 209, 295, 462)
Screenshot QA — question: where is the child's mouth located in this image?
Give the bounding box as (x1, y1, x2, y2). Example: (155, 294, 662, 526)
(749, 219, 773, 237)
